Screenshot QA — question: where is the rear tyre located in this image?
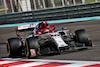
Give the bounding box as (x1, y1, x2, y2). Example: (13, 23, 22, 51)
(7, 38, 22, 57)
(75, 29, 92, 46)
(25, 37, 38, 58)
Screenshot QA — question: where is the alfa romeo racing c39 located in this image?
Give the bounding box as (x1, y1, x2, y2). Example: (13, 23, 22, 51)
(6, 22, 92, 58)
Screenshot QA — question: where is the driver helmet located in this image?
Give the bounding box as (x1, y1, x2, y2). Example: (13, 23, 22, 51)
(44, 21, 48, 26)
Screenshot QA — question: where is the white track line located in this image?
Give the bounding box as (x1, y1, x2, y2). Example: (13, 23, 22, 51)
(57, 63, 97, 67)
(1, 58, 100, 63)
(21, 59, 100, 63)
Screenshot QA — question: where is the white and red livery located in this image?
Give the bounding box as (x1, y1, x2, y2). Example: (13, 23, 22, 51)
(6, 21, 92, 58)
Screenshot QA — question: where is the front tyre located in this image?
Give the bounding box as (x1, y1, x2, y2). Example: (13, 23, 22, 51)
(7, 38, 22, 57)
(75, 29, 92, 46)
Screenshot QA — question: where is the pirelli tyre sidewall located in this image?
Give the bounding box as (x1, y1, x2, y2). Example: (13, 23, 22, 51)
(25, 37, 38, 58)
(75, 29, 92, 46)
(25, 40, 30, 58)
(7, 38, 22, 57)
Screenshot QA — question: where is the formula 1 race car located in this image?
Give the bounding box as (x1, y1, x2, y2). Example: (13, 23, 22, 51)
(6, 22, 92, 58)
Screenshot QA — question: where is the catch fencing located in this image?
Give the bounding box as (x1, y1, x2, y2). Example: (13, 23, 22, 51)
(0, 2, 100, 24)
(0, 0, 99, 14)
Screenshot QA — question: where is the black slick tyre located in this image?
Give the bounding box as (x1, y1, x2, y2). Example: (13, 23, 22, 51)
(75, 29, 92, 46)
(7, 38, 22, 57)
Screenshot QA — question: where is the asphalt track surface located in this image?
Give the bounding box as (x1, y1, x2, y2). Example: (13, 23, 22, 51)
(0, 20, 100, 61)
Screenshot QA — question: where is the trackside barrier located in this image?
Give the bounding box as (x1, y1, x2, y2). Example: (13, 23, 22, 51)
(1, 2, 100, 24)
(0, 16, 100, 27)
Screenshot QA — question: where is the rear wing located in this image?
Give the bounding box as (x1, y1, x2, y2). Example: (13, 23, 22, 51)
(16, 24, 36, 38)
(18, 24, 36, 31)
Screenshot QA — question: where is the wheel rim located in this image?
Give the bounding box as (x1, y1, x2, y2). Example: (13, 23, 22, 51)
(75, 34, 79, 42)
(7, 42, 10, 56)
(25, 40, 29, 57)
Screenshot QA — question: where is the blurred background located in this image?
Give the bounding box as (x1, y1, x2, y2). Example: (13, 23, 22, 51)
(0, 0, 100, 15)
